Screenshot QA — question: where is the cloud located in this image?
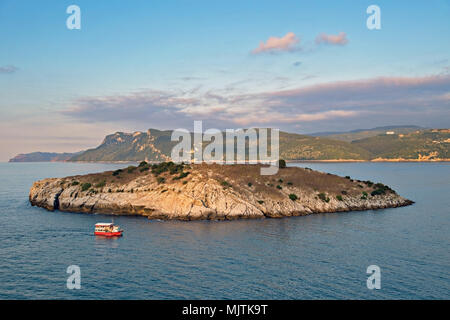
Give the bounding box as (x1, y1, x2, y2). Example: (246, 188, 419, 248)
(0, 115, 119, 161)
(232, 109, 357, 126)
(252, 32, 300, 54)
(0, 65, 18, 74)
(301, 75, 317, 81)
(252, 31, 348, 56)
(61, 74, 450, 133)
(62, 90, 201, 129)
(179, 76, 205, 81)
(315, 32, 348, 45)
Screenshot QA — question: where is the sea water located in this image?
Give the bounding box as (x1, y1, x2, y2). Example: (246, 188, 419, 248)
(0, 162, 448, 299)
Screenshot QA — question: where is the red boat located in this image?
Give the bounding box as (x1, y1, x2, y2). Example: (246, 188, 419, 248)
(94, 223, 123, 237)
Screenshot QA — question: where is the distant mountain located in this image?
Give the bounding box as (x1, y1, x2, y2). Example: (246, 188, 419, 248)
(12, 128, 449, 163)
(9, 151, 82, 162)
(70, 129, 373, 162)
(351, 129, 450, 160)
(310, 125, 424, 142)
(278, 132, 372, 160)
(70, 129, 176, 162)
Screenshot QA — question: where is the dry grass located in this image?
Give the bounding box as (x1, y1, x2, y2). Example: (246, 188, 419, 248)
(61, 163, 386, 198)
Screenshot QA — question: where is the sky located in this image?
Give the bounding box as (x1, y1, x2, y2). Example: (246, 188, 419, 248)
(0, 0, 449, 161)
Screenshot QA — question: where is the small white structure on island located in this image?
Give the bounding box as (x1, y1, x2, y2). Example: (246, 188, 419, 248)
(386, 131, 395, 135)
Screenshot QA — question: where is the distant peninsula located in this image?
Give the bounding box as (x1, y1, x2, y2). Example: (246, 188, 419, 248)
(29, 162, 413, 220)
(9, 151, 82, 162)
(11, 127, 450, 163)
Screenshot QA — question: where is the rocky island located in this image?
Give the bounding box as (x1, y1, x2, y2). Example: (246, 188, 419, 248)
(29, 162, 413, 220)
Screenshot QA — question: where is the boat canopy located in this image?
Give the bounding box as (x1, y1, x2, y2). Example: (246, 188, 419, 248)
(95, 223, 114, 226)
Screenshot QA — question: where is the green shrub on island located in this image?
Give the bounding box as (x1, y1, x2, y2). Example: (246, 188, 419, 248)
(112, 169, 123, 176)
(370, 183, 395, 196)
(173, 171, 190, 180)
(71, 181, 79, 186)
(364, 180, 374, 187)
(374, 183, 394, 192)
(157, 177, 165, 184)
(127, 166, 137, 173)
(145, 162, 190, 180)
(318, 192, 330, 203)
(221, 181, 231, 188)
(289, 194, 298, 201)
(257, 200, 264, 204)
(336, 195, 343, 201)
(95, 181, 106, 188)
(169, 164, 184, 175)
(81, 183, 92, 191)
(276, 185, 282, 190)
(248, 182, 253, 187)
(138, 161, 148, 167)
(150, 161, 181, 176)
(287, 182, 293, 186)
(371, 189, 384, 196)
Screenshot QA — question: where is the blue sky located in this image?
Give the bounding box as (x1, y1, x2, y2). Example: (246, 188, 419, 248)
(0, 0, 449, 160)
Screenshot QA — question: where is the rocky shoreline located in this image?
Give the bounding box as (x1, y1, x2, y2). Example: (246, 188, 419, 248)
(29, 162, 414, 220)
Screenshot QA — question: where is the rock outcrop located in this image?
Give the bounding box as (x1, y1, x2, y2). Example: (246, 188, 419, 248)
(29, 162, 413, 220)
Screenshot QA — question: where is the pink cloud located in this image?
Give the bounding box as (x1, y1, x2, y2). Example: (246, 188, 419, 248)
(252, 32, 300, 54)
(315, 32, 348, 45)
(233, 110, 357, 125)
(61, 74, 450, 133)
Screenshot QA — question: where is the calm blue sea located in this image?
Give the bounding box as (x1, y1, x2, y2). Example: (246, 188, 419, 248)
(0, 162, 448, 299)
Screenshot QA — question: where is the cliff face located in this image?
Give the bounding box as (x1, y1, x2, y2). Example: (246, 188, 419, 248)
(69, 130, 175, 162)
(29, 163, 413, 220)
